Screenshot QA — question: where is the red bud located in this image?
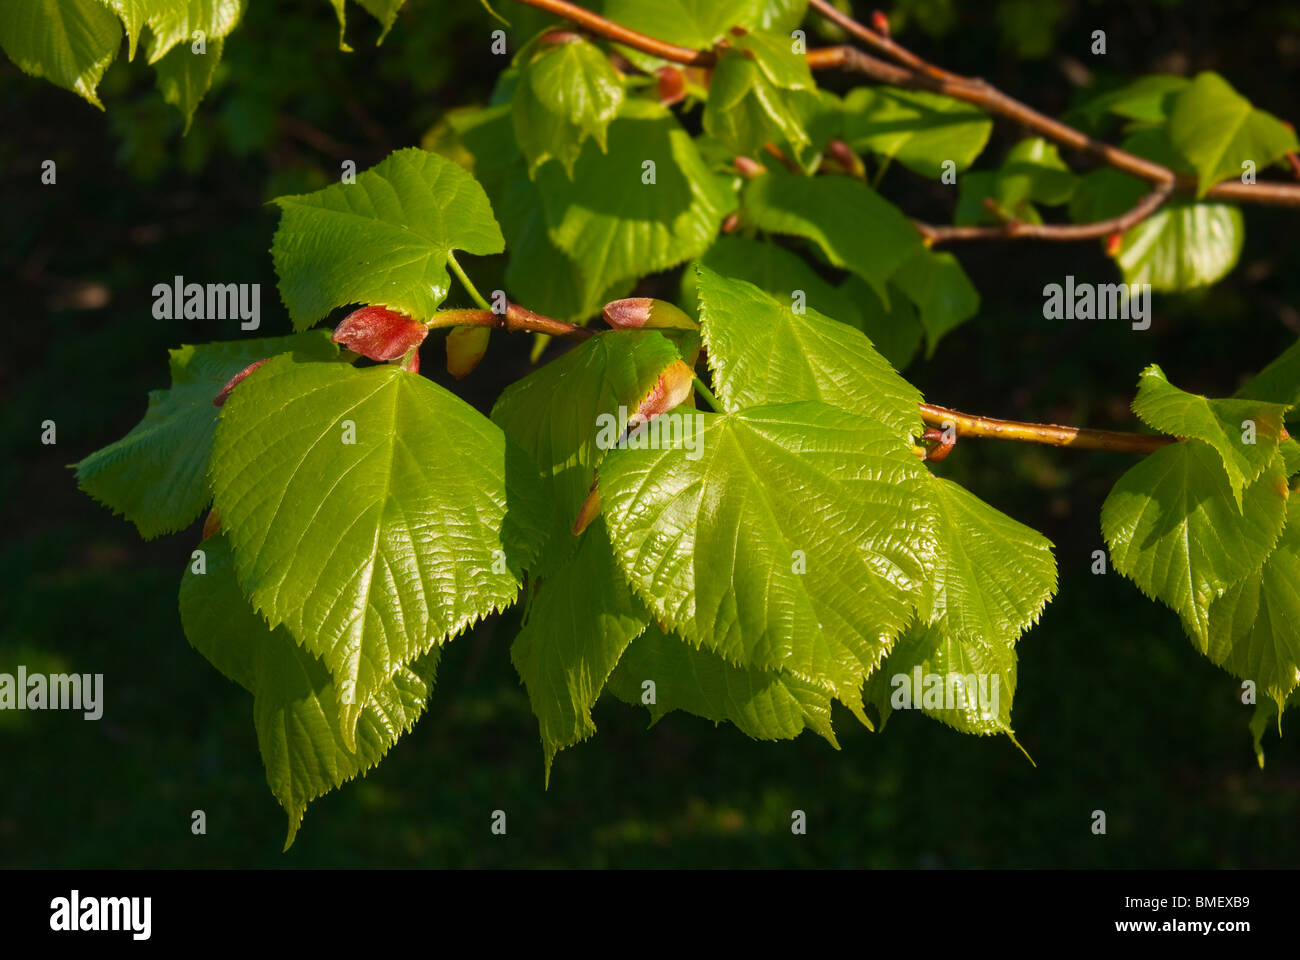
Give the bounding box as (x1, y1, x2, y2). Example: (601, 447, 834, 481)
(1105, 232, 1123, 257)
(602, 298, 697, 330)
(214, 358, 270, 407)
(201, 508, 221, 540)
(919, 427, 955, 462)
(332, 305, 428, 361)
(572, 477, 602, 536)
(734, 156, 766, 178)
(656, 65, 686, 106)
(871, 10, 891, 37)
(721, 212, 741, 234)
(446, 325, 490, 379)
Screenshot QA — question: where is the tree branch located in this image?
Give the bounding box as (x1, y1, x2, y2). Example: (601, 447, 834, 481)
(920, 403, 1173, 453)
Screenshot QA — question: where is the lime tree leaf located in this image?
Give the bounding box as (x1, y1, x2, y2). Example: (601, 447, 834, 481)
(1101, 443, 1289, 642)
(1067, 168, 1147, 225)
(863, 621, 1019, 739)
(741, 169, 923, 302)
(180, 534, 436, 850)
(732, 29, 812, 90)
(606, 622, 838, 746)
(153, 36, 223, 131)
(512, 37, 624, 178)
(602, 0, 765, 51)
(956, 137, 1075, 225)
(1204, 498, 1300, 711)
(490, 329, 684, 565)
(753, 0, 808, 32)
(890, 247, 980, 355)
(1250, 691, 1295, 768)
(841, 86, 992, 178)
(704, 47, 810, 160)
(325, 0, 405, 49)
(510, 519, 650, 776)
(1114, 201, 1244, 292)
(534, 99, 733, 311)
(74, 331, 337, 539)
(1235, 338, 1300, 410)
(1132, 364, 1290, 507)
(270, 147, 505, 329)
(99, 0, 243, 63)
(916, 475, 1057, 647)
(0, 0, 121, 108)
(1168, 71, 1299, 197)
(695, 266, 922, 438)
(837, 275, 924, 371)
(1072, 74, 1190, 126)
(599, 403, 935, 695)
(210, 354, 545, 745)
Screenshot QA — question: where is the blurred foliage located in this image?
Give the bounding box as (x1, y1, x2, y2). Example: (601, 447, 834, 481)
(3, 0, 1299, 866)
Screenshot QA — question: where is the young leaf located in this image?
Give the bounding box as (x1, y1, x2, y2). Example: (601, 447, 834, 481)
(1101, 443, 1289, 642)
(0, 0, 122, 108)
(1114, 202, 1244, 293)
(210, 354, 545, 745)
(153, 36, 225, 132)
(1167, 71, 1299, 198)
(180, 534, 436, 850)
(101, 0, 244, 63)
(510, 519, 650, 777)
(695, 266, 922, 438)
(841, 86, 992, 178)
(863, 621, 1020, 739)
(606, 622, 839, 746)
(491, 329, 684, 564)
(704, 47, 811, 160)
(1234, 338, 1300, 410)
(1071, 74, 1190, 126)
(890, 247, 980, 355)
(74, 332, 338, 539)
(1204, 498, 1300, 712)
(270, 148, 505, 329)
(512, 36, 624, 178)
(1131, 364, 1290, 508)
(599, 403, 937, 695)
(533, 99, 733, 312)
(741, 169, 923, 302)
(332, 304, 428, 361)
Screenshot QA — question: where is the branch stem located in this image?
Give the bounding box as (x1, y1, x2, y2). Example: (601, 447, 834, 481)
(919, 403, 1173, 453)
(447, 252, 493, 311)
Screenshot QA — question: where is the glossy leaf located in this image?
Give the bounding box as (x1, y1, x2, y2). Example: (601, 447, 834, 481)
(695, 266, 922, 438)
(74, 332, 337, 539)
(890, 247, 980, 355)
(180, 534, 435, 849)
(0, 0, 121, 108)
(841, 86, 992, 178)
(1114, 201, 1244, 293)
(210, 354, 545, 744)
(270, 148, 505, 329)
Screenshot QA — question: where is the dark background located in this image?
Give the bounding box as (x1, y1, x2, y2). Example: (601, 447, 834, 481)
(2, 0, 1297, 867)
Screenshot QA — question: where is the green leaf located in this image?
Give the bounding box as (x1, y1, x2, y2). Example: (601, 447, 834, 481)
(534, 99, 733, 312)
(606, 622, 839, 746)
(693, 235, 924, 370)
(510, 519, 649, 776)
(74, 331, 338, 539)
(704, 47, 810, 159)
(1250, 691, 1294, 769)
(490, 329, 685, 565)
(1101, 443, 1289, 642)
(1072, 74, 1189, 126)
(512, 37, 624, 178)
(153, 35, 223, 131)
(956, 137, 1075, 225)
(841, 86, 992, 178)
(270, 147, 505, 330)
(914, 475, 1057, 648)
(0, 0, 121, 108)
(1204, 498, 1300, 712)
(741, 169, 923, 302)
(1067, 168, 1147, 225)
(1132, 364, 1291, 508)
(325, 0, 406, 49)
(890, 247, 980, 355)
(863, 621, 1019, 738)
(695, 266, 922, 438)
(1167, 71, 1299, 197)
(180, 534, 435, 850)
(1114, 201, 1244, 293)
(732, 29, 812, 90)
(599, 403, 936, 697)
(100, 0, 243, 63)
(1235, 339, 1300, 411)
(602, 0, 766, 52)
(210, 354, 545, 745)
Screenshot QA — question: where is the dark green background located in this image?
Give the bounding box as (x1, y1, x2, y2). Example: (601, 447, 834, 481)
(2, 0, 1297, 867)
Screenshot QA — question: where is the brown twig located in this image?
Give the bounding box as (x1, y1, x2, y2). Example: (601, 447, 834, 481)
(426, 306, 595, 340)
(920, 403, 1174, 453)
